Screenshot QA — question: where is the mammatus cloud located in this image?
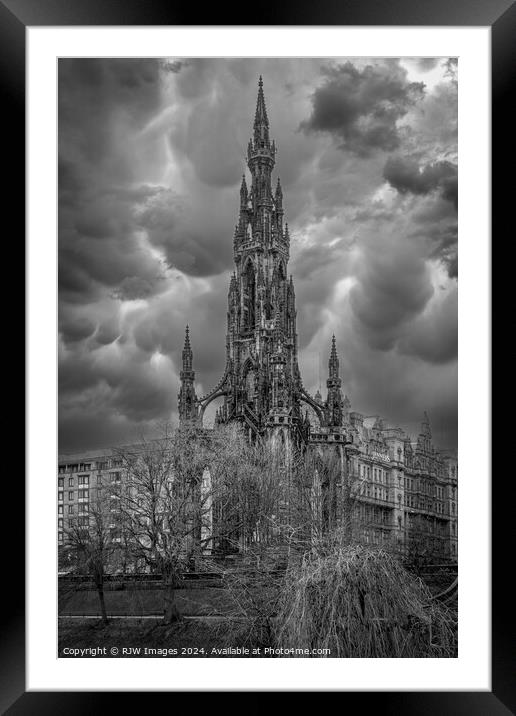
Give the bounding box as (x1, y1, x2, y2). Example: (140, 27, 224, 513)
(350, 228, 434, 352)
(300, 61, 425, 156)
(382, 156, 458, 278)
(58, 58, 458, 453)
(383, 156, 457, 208)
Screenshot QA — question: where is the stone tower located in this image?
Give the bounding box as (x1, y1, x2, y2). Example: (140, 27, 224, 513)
(179, 78, 344, 448)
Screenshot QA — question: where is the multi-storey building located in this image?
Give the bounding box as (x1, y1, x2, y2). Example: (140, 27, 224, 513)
(58, 410, 457, 560)
(57, 453, 125, 548)
(58, 78, 457, 562)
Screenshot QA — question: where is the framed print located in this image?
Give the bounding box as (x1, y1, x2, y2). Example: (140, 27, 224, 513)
(5, 0, 511, 708)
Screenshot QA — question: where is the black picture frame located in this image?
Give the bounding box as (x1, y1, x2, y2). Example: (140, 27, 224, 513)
(6, 0, 511, 709)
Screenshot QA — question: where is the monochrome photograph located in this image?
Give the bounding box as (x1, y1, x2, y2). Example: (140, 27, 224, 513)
(57, 57, 458, 659)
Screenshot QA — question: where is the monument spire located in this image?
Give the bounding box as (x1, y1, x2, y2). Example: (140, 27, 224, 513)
(253, 75, 269, 145)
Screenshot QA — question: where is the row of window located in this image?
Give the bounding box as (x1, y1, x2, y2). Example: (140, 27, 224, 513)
(359, 464, 389, 484)
(58, 460, 122, 474)
(363, 484, 389, 502)
(58, 503, 89, 515)
(405, 494, 452, 514)
(58, 475, 90, 488)
(58, 489, 89, 501)
(58, 463, 91, 474)
(58, 472, 122, 491)
(404, 477, 457, 499)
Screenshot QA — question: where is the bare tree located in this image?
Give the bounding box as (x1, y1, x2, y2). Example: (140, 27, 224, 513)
(209, 428, 289, 555)
(114, 422, 242, 623)
(286, 444, 369, 553)
(62, 485, 118, 624)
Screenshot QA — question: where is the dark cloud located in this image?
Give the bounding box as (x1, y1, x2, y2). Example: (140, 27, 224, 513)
(135, 188, 234, 276)
(59, 316, 96, 344)
(94, 317, 121, 346)
(113, 276, 162, 301)
(399, 287, 457, 364)
(410, 197, 458, 279)
(300, 61, 425, 156)
(350, 230, 434, 351)
(58, 59, 167, 305)
(58, 58, 458, 454)
(416, 58, 440, 72)
(383, 156, 458, 208)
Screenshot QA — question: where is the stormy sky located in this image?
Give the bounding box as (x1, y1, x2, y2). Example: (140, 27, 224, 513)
(58, 57, 458, 454)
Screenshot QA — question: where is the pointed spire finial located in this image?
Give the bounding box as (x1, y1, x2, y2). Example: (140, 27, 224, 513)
(422, 411, 432, 437)
(181, 324, 194, 375)
(253, 75, 269, 144)
(328, 334, 339, 379)
(183, 324, 191, 349)
(240, 173, 248, 204)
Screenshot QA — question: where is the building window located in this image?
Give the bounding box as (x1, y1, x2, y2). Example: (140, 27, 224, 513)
(68, 477, 74, 487)
(78, 489, 89, 499)
(110, 472, 121, 483)
(58, 505, 63, 515)
(68, 491, 74, 501)
(78, 475, 89, 486)
(58, 518, 63, 528)
(58, 532, 63, 542)
(68, 505, 74, 514)
(58, 478, 64, 488)
(78, 503, 89, 514)
(58, 492, 63, 501)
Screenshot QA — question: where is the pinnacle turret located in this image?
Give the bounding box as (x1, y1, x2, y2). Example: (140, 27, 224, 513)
(178, 325, 198, 424)
(240, 174, 248, 205)
(421, 411, 432, 437)
(328, 334, 339, 379)
(325, 334, 343, 427)
(181, 325, 193, 373)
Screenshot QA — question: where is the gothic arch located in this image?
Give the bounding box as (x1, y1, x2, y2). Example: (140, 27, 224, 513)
(241, 355, 257, 377)
(198, 389, 229, 425)
(242, 255, 255, 273)
(299, 389, 326, 427)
